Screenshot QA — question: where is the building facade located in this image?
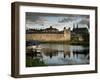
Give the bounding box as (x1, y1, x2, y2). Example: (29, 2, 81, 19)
(26, 26, 71, 42)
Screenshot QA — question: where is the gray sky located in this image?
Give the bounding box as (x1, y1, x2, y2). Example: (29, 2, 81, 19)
(26, 12, 89, 30)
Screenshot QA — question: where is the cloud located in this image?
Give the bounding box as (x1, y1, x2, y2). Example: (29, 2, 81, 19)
(26, 12, 90, 29)
(77, 18, 90, 28)
(78, 18, 89, 25)
(58, 18, 72, 23)
(26, 13, 48, 25)
(51, 24, 61, 26)
(58, 15, 89, 23)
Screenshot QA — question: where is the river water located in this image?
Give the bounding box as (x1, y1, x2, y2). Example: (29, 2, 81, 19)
(38, 43, 89, 66)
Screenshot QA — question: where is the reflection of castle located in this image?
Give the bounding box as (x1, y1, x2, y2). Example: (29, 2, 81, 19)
(26, 26, 71, 42)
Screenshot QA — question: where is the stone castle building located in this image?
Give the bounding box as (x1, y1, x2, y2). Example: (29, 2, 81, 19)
(26, 26, 71, 42)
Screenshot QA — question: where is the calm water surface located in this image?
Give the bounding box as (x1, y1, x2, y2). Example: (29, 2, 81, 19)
(38, 43, 89, 66)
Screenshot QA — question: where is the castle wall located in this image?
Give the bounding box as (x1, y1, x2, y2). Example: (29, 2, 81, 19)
(26, 33, 70, 42)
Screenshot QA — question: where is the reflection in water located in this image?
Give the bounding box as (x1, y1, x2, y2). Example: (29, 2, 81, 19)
(26, 43, 89, 66)
(40, 43, 89, 66)
(41, 48, 58, 59)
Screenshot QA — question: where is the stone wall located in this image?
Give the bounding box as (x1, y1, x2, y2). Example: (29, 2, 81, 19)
(26, 32, 70, 42)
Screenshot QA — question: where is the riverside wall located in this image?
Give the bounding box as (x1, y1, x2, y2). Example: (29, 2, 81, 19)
(26, 32, 71, 42)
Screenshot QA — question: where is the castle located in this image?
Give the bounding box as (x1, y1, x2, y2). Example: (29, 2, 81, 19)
(26, 26, 71, 42)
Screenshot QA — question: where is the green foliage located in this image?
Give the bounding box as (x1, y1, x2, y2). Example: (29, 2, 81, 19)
(26, 56, 47, 67)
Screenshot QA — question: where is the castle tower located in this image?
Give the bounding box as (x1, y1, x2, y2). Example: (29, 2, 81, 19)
(63, 27, 71, 41)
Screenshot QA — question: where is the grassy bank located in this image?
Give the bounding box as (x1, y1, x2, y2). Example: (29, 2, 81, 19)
(26, 56, 47, 67)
